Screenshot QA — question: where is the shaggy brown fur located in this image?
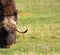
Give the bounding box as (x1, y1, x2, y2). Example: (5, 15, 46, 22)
(2, 0, 18, 22)
(0, 0, 18, 48)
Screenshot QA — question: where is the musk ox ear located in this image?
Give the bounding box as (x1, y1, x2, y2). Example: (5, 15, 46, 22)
(2, 17, 8, 25)
(2, 17, 12, 30)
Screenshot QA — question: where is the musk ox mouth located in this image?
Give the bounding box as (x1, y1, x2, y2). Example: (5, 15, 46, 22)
(2, 16, 28, 33)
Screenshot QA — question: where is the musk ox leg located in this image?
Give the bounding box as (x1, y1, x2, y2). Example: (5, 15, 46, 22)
(0, 27, 8, 48)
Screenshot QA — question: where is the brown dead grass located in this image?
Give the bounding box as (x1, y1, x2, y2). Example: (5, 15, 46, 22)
(20, 12, 33, 16)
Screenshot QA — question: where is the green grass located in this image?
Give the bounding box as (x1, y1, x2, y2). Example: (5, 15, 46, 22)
(0, 0, 60, 55)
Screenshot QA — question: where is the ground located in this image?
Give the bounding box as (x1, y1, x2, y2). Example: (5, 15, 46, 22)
(0, 0, 60, 55)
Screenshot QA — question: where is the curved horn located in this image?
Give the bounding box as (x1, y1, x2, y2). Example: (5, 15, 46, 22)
(17, 28, 28, 33)
(7, 17, 28, 33)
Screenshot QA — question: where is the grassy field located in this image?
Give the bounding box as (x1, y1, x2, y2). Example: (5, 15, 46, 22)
(0, 0, 60, 55)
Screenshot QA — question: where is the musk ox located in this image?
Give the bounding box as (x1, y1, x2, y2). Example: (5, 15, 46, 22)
(0, 0, 28, 48)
